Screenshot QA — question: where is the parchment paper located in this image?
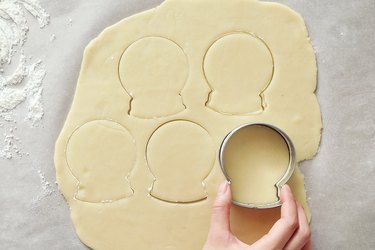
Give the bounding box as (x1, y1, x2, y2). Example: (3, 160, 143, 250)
(0, 0, 374, 249)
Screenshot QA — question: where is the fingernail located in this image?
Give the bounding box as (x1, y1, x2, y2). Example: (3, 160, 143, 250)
(218, 181, 228, 195)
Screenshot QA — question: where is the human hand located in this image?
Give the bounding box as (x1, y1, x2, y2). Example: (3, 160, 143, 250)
(203, 182, 311, 250)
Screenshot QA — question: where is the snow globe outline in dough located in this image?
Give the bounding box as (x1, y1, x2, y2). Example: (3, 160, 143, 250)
(146, 120, 215, 203)
(203, 31, 274, 115)
(65, 120, 137, 203)
(118, 36, 189, 119)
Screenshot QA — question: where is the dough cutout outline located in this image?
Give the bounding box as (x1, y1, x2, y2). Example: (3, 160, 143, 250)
(65, 120, 137, 203)
(146, 120, 215, 204)
(118, 36, 189, 119)
(203, 31, 275, 115)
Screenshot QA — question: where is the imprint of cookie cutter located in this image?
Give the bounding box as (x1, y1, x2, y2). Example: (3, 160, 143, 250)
(219, 123, 296, 209)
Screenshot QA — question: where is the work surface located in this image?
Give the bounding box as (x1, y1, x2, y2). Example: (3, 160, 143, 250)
(0, 0, 374, 249)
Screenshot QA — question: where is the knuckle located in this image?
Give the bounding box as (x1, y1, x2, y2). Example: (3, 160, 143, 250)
(286, 217, 299, 231)
(300, 227, 311, 241)
(211, 206, 227, 219)
(211, 204, 223, 214)
(212, 199, 229, 211)
(212, 202, 224, 210)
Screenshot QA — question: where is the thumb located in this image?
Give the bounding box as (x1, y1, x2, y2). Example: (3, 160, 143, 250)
(208, 181, 232, 237)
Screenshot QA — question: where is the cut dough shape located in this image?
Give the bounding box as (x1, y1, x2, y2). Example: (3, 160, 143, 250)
(119, 36, 188, 118)
(222, 125, 290, 205)
(204, 32, 274, 115)
(66, 120, 136, 203)
(55, 0, 322, 249)
(146, 120, 214, 203)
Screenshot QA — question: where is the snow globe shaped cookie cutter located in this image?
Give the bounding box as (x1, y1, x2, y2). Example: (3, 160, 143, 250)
(219, 123, 296, 209)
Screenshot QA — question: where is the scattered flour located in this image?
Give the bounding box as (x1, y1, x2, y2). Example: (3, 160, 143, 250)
(0, 0, 50, 159)
(29, 169, 56, 210)
(0, 126, 24, 159)
(37, 169, 54, 197)
(49, 34, 56, 41)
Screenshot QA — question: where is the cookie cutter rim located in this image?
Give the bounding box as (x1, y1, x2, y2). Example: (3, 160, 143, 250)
(219, 123, 296, 209)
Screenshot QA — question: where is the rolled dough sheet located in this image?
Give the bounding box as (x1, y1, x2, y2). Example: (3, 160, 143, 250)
(54, 0, 322, 249)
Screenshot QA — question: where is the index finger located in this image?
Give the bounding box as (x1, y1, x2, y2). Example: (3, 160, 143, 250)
(252, 185, 299, 249)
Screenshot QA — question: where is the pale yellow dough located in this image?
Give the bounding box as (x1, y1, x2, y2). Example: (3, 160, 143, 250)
(54, 0, 322, 249)
(223, 125, 290, 205)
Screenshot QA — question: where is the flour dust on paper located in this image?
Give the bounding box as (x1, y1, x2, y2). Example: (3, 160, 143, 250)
(0, 0, 50, 159)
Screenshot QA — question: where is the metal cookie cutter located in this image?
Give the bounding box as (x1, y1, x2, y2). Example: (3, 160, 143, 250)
(219, 123, 296, 209)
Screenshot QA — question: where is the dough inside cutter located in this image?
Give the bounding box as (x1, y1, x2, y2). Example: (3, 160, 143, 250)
(221, 124, 291, 206)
